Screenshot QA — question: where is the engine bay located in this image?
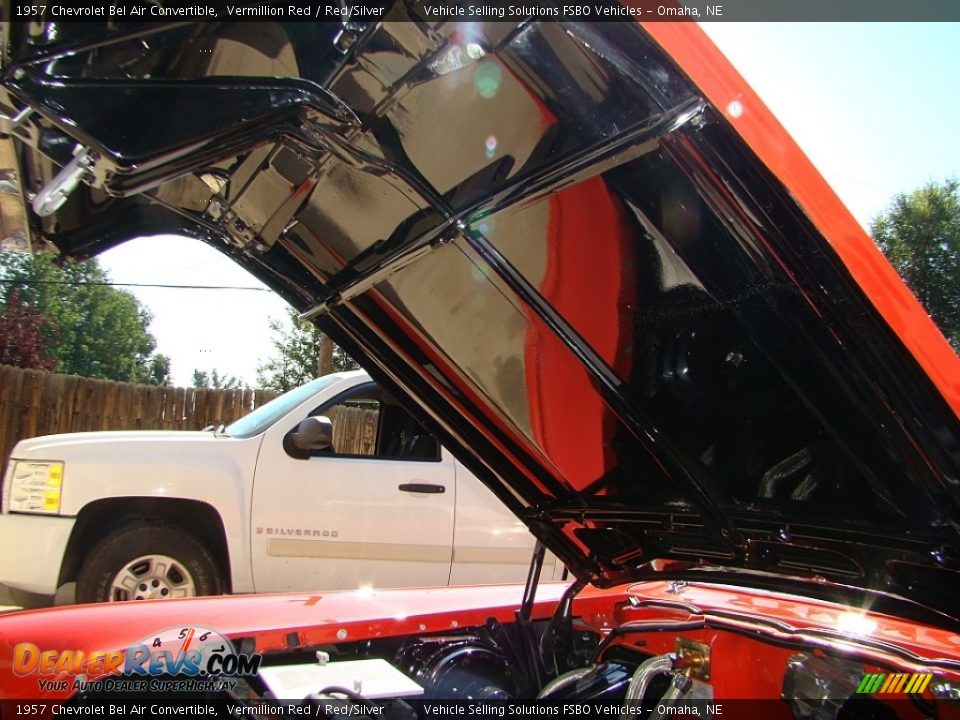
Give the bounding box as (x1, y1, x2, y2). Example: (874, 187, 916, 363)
(73, 577, 960, 720)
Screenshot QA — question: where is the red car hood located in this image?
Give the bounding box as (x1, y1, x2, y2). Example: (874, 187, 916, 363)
(1, 16, 959, 619)
(0, 583, 597, 698)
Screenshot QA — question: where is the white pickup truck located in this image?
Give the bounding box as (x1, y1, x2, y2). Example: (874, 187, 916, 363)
(0, 370, 561, 605)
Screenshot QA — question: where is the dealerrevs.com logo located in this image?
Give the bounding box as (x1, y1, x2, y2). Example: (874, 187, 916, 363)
(13, 625, 262, 693)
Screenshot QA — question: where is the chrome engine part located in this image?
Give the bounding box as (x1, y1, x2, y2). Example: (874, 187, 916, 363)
(781, 653, 902, 720)
(536, 663, 633, 700)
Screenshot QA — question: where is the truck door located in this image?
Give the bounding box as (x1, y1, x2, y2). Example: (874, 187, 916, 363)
(449, 462, 561, 584)
(251, 382, 455, 592)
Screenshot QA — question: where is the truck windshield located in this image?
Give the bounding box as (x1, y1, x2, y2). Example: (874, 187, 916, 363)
(224, 376, 341, 438)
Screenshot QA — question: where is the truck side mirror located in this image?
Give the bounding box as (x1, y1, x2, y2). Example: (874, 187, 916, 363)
(287, 416, 334, 456)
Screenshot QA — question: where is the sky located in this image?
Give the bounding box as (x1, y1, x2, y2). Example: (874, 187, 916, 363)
(97, 22, 960, 388)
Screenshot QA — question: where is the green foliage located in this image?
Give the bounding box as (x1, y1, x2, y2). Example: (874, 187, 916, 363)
(142, 354, 172, 387)
(256, 308, 358, 392)
(0, 251, 171, 384)
(192, 368, 244, 389)
(872, 179, 960, 352)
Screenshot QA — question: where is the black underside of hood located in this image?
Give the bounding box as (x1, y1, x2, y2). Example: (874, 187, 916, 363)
(3, 12, 959, 624)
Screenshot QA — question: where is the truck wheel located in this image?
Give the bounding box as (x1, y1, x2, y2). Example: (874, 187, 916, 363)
(76, 524, 222, 603)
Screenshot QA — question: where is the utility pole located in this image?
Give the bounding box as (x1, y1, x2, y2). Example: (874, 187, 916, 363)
(317, 333, 334, 376)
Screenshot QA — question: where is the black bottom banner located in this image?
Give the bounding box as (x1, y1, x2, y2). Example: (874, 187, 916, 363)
(3, 698, 955, 720)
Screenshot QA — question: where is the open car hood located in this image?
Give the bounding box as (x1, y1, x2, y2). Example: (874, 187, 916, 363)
(2, 13, 959, 622)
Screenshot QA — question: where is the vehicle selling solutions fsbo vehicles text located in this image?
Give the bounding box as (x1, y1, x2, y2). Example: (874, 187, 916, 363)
(418, 3, 718, 17)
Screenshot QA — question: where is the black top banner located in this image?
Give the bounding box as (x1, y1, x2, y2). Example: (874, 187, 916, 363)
(4, 0, 960, 22)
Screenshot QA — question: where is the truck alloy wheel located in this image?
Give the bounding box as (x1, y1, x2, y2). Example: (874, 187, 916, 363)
(109, 553, 197, 601)
(76, 524, 223, 604)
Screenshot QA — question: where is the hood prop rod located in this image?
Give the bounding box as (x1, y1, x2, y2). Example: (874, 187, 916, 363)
(31, 145, 95, 217)
(511, 541, 548, 695)
(517, 544, 590, 686)
(520, 540, 547, 623)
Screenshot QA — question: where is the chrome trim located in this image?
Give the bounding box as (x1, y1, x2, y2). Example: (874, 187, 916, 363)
(0, 106, 33, 134)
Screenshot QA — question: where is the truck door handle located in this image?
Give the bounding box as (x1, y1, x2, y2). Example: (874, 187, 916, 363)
(398, 483, 445, 494)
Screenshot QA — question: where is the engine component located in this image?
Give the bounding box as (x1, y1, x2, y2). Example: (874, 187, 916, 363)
(624, 654, 676, 704)
(537, 663, 633, 700)
(538, 668, 593, 698)
(782, 652, 873, 720)
(258, 658, 423, 700)
(649, 673, 694, 720)
(615, 649, 717, 720)
(676, 637, 711, 681)
(932, 681, 960, 700)
(395, 635, 518, 699)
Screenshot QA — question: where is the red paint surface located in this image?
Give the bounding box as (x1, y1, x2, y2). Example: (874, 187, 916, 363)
(525, 177, 637, 490)
(3, 581, 958, 700)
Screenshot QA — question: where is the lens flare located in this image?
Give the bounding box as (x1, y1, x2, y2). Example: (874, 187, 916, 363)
(466, 43, 485, 61)
(475, 61, 503, 99)
(470, 264, 487, 283)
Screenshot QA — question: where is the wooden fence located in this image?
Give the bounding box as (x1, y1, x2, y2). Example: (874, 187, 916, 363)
(0, 365, 278, 474)
(328, 403, 379, 455)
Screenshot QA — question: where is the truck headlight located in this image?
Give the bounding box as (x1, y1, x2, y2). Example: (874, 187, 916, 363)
(8, 461, 64, 514)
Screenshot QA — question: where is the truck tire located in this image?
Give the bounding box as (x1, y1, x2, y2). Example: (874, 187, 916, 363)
(76, 524, 222, 604)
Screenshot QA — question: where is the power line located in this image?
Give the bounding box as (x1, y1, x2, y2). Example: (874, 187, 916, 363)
(0, 279, 272, 292)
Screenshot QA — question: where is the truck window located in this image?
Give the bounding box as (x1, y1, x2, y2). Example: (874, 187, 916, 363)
(311, 387, 441, 462)
(226, 375, 341, 438)
(327, 399, 381, 455)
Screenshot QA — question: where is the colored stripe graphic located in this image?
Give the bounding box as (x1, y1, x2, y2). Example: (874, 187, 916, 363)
(907, 674, 932, 694)
(858, 672, 932, 695)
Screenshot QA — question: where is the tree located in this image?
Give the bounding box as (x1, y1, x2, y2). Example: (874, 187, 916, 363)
(872, 179, 960, 352)
(256, 308, 358, 392)
(143, 355, 172, 386)
(0, 251, 171, 384)
(0, 288, 58, 371)
(192, 368, 244, 389)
